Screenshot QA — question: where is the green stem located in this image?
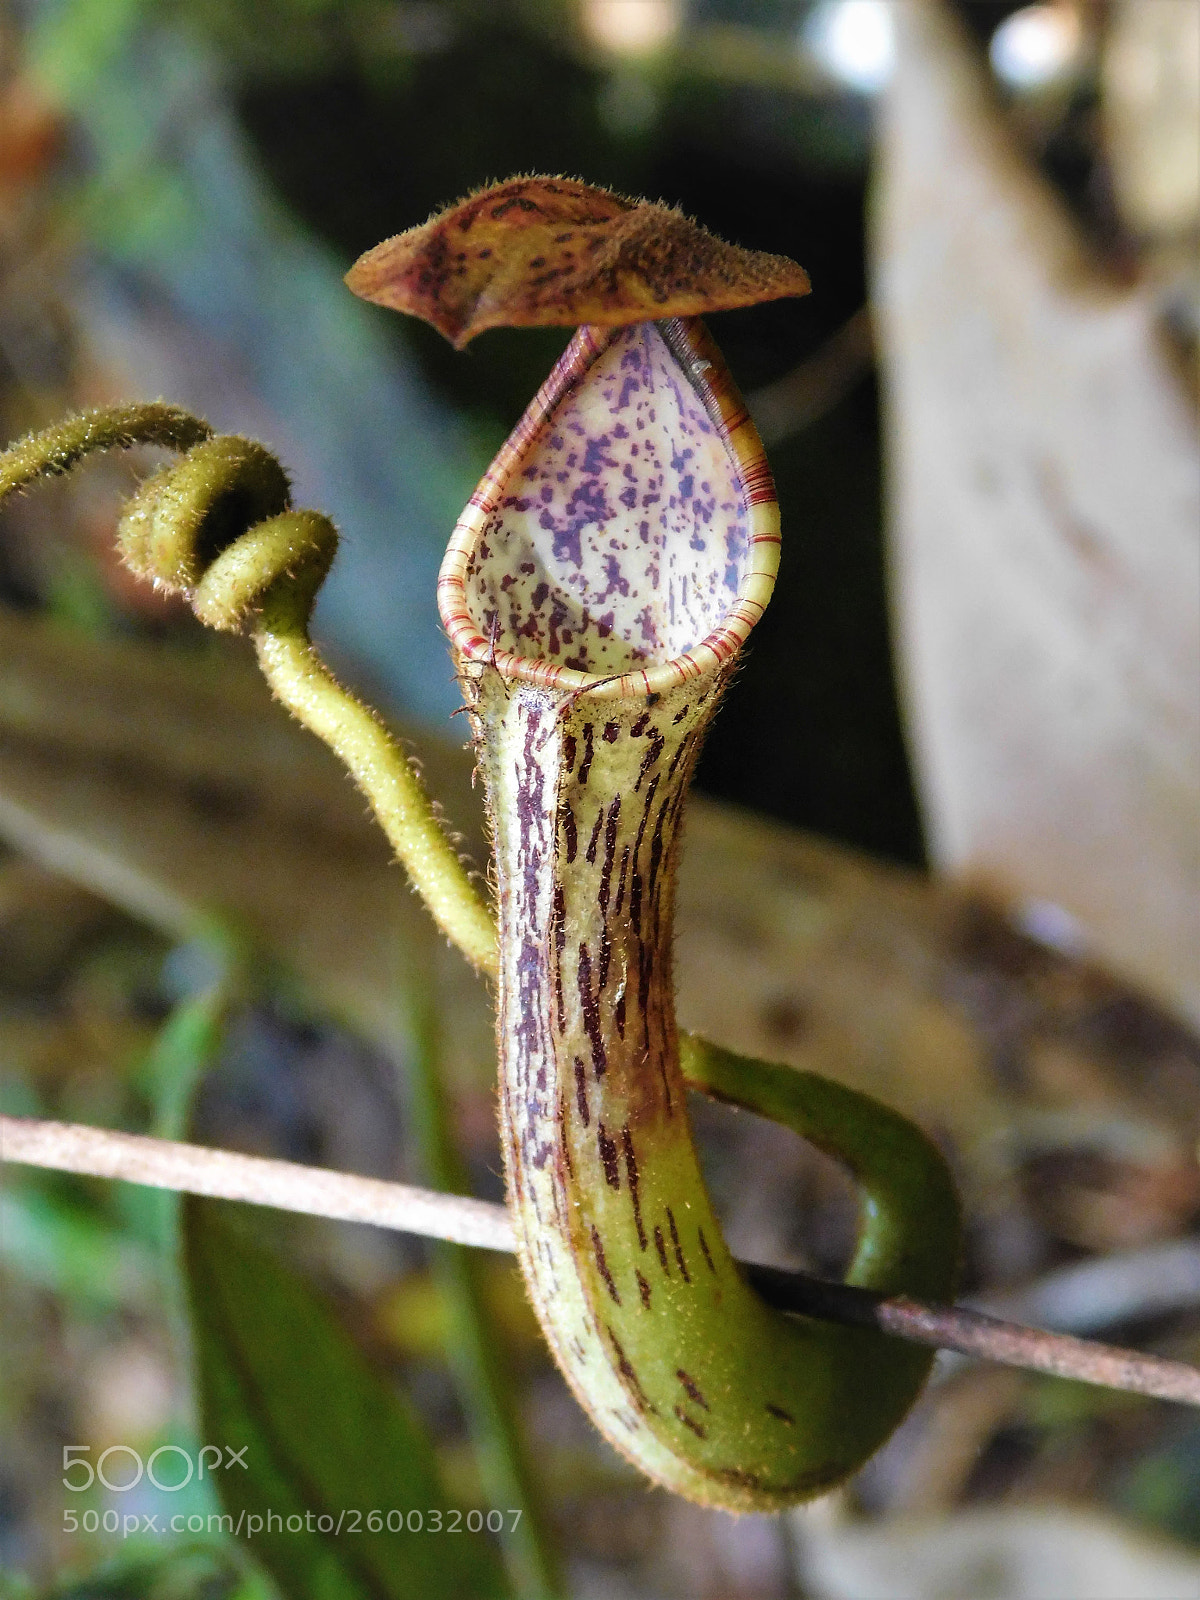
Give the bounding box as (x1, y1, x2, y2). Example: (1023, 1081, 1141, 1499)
(679, 1034, 962, 1302)
(254, 628, 496, 978)
(136, 940, 241, 1368)
(0, 403, 211, 496)
(0, 406, 498, 978)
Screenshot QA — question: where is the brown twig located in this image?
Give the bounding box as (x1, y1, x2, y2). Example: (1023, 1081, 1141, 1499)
(742, 1266, 1200, 1405)
(4, 1114, 1198, 1409)
(0, 1114, 513, 1253)
(745, 304, 875, 446)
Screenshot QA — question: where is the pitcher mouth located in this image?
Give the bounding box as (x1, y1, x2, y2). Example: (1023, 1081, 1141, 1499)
(437, 318, 779, 701)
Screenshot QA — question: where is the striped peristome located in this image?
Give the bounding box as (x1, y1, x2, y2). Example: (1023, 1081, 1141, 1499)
(439, 317, 958, 1509)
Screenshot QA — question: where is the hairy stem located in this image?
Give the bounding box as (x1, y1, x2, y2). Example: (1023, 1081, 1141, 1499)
(254, 630, 496, 976)
(0, 406, 496, 975)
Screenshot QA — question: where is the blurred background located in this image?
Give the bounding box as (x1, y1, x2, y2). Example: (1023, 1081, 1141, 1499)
(0, 0, 1198, 1596)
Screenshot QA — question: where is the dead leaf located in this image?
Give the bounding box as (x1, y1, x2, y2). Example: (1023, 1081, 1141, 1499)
(344, 176, 810, 347)
(873, 0, 1200, 1028)
(1103, 0, 1200, 243)
(794, 1503, 1200, 1600)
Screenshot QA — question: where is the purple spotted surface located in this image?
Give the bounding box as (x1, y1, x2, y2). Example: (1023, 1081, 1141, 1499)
(464, 323, 752, 675)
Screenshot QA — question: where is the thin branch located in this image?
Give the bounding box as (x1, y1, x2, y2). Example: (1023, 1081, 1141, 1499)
(0, 1114, 513, 1253)
(745, 305, 875, 446)
(742, 1266, 1200, 1405)
(4, 1115, 1199, 1410)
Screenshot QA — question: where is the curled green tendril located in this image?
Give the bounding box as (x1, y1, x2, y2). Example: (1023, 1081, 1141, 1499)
(0, 405, 497, 977)
(0, 403, 212, 496)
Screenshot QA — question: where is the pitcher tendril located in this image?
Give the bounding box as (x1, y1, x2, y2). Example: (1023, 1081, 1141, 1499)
(0, 402, 496, 976)
(0, 176, 963, 1515)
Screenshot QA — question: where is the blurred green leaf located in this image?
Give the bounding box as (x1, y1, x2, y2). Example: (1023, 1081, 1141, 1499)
(183, 1197, 510, 1600)
(142, 965, 238, 1144)
(1025, 1373, 1144, 1429)
(36, 1542, 272, 1600)
(1118, 1423, 1200, 1548)
(43, 551, 121, 640)
(25, 0, 148, 104)
(0, 1182, 154, 1306)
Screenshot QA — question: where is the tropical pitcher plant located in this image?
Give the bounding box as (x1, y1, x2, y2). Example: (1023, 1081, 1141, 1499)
(0, 178, 960, 1510)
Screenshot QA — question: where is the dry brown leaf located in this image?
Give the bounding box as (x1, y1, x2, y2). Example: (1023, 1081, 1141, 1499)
(344, 175, 810, 347)
(794, 1504, 1200, 1600)
(873, 0, 1200, 1028)
(1103, 0, 1200, 242)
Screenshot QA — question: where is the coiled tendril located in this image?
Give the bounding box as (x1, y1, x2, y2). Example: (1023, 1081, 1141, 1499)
(0, 403, 497, 975)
